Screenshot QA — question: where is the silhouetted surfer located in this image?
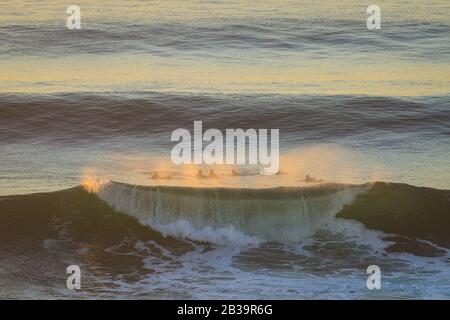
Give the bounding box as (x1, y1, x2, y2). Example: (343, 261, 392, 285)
(151, 172, 170, 180)
(208, 169, 218, 178)
(196, 169, 205, 179)
(151, 172, 161, 179)
(304, 174, 324, 183)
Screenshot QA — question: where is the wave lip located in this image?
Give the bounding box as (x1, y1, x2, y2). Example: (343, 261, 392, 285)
(95, 181, 364, 245)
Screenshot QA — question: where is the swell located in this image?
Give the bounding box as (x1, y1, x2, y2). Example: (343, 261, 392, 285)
(0, 186, 191, 294)
(1, 21, 448, 61)
(1, 93, 449, 144)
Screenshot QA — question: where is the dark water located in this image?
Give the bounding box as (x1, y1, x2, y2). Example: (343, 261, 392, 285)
(2, 20, 449, 61)
(0, 182, 449, 299)
(1, 94, 449, 142)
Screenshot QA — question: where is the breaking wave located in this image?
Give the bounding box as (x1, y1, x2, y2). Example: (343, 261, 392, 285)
(95, 181, 366, 245)
(1, 181, 448, 248)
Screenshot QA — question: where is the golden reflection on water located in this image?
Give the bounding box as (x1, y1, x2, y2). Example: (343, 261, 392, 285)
(1, 55, 449, 96)
(1, 0, 449, 95)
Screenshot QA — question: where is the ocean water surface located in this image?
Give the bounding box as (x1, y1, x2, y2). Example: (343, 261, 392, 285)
(0, 0, 449, 299)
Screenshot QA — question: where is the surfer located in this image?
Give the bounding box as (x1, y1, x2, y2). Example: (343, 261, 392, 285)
(231, 169, 238, 176)
(151, 172, 161, 179)
(196, 169, 206, 179)
(305, 174, 317, 183)
(208, 169, 218, 178)
(151, 172, 171, 179)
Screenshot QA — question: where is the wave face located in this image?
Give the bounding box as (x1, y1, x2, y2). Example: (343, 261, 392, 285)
(96, 182, 364, 245)
(338, 182, 450, 248)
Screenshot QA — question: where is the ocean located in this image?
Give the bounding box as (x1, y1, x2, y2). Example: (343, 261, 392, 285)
(0, 0, 449, 299)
